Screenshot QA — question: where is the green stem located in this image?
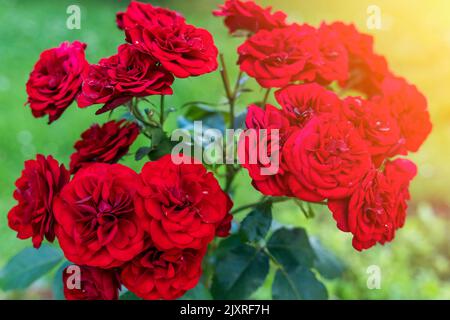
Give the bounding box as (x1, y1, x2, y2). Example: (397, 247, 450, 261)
(219, 54, 233, 102)
(230, 71, 243, 129)
(220, 55, 246, 193)
(128, 99, 153, 140)
(262, 88, 271, 106)
(224, 166, 241, 193)
(232, 71, 244, 100)
(160, 95, 165, 126)
(130, 99, 151, 126)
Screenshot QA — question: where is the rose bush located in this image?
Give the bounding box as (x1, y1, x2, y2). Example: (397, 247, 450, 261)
(4, 0, 432, 300)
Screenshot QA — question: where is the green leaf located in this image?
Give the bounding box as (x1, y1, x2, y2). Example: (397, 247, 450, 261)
(213, 235, 242, 260)
(149, 127, 164, 147)
(183, 103, 217, 118)
(240, 201, 272, 243)
(182, 281, 213, 300)
(178, 103, 226, 133)
(211, 244, 269, 299)
(267, 228, 316, 271)
(120, 290, 141, 300)
(0, 245, 64, 291)
(148, 133, 177, 160)
(272, 266, 328, 300)
(135, 146, 151, 161)
(310, 237, 345, 280)
(51, 260, 71, 300)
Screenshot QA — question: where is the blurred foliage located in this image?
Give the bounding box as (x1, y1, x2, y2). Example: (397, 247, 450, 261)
(0, 0, 448, 299)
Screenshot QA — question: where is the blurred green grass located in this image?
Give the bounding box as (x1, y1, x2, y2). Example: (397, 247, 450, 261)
(0, 0, 448, 299)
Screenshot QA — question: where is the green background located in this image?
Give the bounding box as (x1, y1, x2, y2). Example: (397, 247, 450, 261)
(0, 0, 448, 299)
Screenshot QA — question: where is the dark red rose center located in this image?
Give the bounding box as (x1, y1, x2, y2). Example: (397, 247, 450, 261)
(75, 191, 134, 245)
(325, 139, 350, 155)
(164, 187, 193, 212)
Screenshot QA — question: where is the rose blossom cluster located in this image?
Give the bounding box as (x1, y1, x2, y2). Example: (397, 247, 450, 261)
(215, 0, 432, 251)
(9, 2, 232, 300)
(8, 154, 232, 300)
(25, 1, 218, 121)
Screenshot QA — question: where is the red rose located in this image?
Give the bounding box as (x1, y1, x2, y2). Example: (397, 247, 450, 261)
(77, 44, 173, 114)
(63, 265, 120, 300)
(328, 159, 416, 251)
(315, 23, 349, 84)
(119, 2, 218, 78)
(378, 76, 432, 152)
(213, 0, 287, 35)
(135, 155, 233, 250)
(238, 104, 293, 196)
(384, 159, 417, 228)
(117, 1, 185, 31)
(283, 114, 372, 201)
(274, 83, 342, 126)
(70, 120, 139, 174)
(54, 163, 145, 268)
(238, 24, 321, 88)
(342, 96, 406, 166)
(327, 22, 390, 96)
(120, 246, 205, 300)
(26, 41, 88, 123)
(127, 22, 218, 78)
(8, 155, 70, 248)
